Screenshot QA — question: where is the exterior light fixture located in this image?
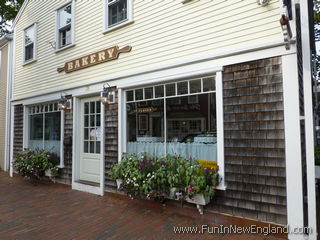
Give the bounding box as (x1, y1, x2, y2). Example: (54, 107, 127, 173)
(58, 94, 72, 110)
(101, 83, 115, 104)
(257, 0, 270, 6)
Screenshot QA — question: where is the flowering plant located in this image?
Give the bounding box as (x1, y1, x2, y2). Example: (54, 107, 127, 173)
(109, 153, 219, 201)
(13, 149, 59, 180)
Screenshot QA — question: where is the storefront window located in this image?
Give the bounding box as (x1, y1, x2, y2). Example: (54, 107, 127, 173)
(126, 76, 217, 161)
(127, 99, 165, 157)
(29, 103, 61, 156)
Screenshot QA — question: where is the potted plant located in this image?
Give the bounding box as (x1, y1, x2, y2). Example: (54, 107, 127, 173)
(13, 149, 59, 181)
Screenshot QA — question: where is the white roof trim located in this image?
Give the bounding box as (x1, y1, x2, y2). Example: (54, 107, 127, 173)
(12, 0, 30, 29)
(0, 34, 13, 48)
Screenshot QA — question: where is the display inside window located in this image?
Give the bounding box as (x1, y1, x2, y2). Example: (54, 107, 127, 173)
(57, 3, 72, 48)
(24, 25, 35, 62)
(29, 103, 61, 156)
(127, 99, 165, 157)
(126, 77, 217, 161)
(108, 0, 128, 27)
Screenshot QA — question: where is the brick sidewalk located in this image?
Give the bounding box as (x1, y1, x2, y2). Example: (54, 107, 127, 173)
(0, 172, 282, 240)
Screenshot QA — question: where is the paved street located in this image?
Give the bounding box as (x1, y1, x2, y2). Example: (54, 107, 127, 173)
(0, 171, 282, 240)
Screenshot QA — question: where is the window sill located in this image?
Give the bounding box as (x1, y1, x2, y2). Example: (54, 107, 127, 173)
(23, 59, 37, 66)
(55, 43, 75, 53)
(103, 20, 134, 34)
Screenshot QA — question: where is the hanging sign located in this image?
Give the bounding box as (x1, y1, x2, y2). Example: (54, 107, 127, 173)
(57, 45, 132, 73)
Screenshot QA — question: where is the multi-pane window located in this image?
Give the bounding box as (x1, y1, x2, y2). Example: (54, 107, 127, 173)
(29, 103, 61, 157)
(57, 3, 72, 48)
(24, 24, 36, 62)
(126, 77, 217, 162)
(108, 0, 127, 27)
(83, 101, 101, 154)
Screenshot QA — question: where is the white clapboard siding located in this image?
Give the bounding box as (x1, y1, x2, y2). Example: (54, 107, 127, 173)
(13, 0, 283, 99)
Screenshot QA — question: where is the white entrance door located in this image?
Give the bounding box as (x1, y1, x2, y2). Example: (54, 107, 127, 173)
(79, 97, 101, 183)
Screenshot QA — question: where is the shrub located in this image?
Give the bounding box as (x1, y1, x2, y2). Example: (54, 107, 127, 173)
(13, 149, 59, 180)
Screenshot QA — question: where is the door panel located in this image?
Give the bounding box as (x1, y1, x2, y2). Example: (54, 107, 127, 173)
(79, 97, 101, 183)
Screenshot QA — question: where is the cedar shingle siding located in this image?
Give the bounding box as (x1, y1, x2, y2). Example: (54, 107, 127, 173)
(105, 88, 118, 191)
(55, 109, 73, 185)
(208, 56, 287, 225)
(13, 105, 23, 158)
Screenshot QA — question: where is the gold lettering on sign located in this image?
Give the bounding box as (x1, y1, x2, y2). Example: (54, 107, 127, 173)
(107, 48, 114, 58)
(98, 52, 106, 61)
(57, 45, 132, 73)
(74, 60, 80, 69)
(67, 62, 73, 71)
(82, 57, 89, 66)
(90, 54, 96, 64)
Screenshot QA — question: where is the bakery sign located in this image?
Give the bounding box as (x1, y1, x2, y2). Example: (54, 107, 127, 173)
(57, 45, 132, 73)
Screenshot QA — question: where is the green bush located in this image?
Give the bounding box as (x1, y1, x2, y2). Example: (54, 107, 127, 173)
(13, 149, 59, 180)
(109, 153, 219, 200)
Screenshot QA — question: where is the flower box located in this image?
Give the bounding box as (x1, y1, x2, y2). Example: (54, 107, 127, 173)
(116, 179, 123, 189)
(185, 194, 210, 214)
(45, 169, 53, 177)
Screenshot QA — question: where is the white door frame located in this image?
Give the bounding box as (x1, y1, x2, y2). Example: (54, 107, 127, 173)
(72, 95, 105, 196)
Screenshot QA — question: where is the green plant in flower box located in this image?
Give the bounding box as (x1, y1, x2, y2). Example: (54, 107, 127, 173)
(108, 153, 219, 202)
(13, 149, 59, 180)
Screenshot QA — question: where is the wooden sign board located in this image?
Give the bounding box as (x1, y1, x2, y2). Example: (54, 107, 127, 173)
(57, 45, 132, 73)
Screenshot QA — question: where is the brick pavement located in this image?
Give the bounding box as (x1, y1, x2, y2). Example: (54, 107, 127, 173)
(0, 171, 283, 240)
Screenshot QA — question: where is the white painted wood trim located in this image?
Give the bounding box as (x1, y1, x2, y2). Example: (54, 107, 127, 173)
(23, 105, 28, 149)
(58, 110, 65, 168)
(100, 102, 105, 195)
(282, 54, 304, 240)
(22, 22, 37, 65)
(55, 0, 75, 51)
(9, 104, 14, 177)
(72, 96, 79, 183)
(72, 182, 101, 195)
(118, 88, 125, 162)
(4, 40, 13, 172)
(215, 71, 226, 191)
(12, 41, 292, 103)
(299, 1, 318, 239)
(9, 30, 16, 177)
(103, 0, 133, 33)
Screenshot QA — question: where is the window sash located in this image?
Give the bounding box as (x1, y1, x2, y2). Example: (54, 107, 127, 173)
(24, 24, 36, 62)
(107, 0, 128, 27)
(56, 3, 73, 49)
(28, 106, 62, 156)
(126, 77, 216, 103)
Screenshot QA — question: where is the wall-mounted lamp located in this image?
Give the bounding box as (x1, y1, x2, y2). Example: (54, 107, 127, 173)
(58, 94, 72, 110)
(49, 41, 56, 50)
(101, 83, 115, 104)
(257, 0, 270, 6)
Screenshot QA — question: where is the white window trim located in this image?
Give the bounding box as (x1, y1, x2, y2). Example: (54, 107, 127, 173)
(119, 73, 226, 190)
(55, 0, 75, 52)
(103, 0, 133, 34)
(22, 23, 37, 65)
(24, 103, 65, 168)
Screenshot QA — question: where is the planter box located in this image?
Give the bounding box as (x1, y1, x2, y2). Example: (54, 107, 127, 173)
(185, 194, 210, 215)
(45, 169, 53, 177)
(116, 179, 123, 189)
